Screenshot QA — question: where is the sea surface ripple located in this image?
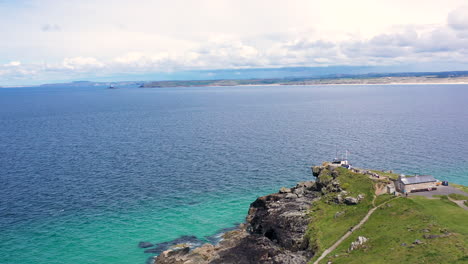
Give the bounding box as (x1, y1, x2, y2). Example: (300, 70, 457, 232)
(1, 84, 467, 263)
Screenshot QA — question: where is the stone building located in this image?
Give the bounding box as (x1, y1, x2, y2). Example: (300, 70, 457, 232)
(396, 174, 437, 193)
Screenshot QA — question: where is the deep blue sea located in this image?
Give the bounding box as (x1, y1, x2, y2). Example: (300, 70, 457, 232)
(1, 84, 468, 264)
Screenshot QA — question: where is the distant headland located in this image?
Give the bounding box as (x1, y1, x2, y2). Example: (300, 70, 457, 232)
(5, 70, 468, 89)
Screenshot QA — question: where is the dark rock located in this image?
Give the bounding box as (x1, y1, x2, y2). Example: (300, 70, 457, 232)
(296, 181, 315, 189)
(400, 243, 407, 246)
(293, 187, 305, 196)
(247, 192, 314, 251)
(144, 247, 166, 254)
(344, 196, 359, 205)
(156, 164, 368, 264)
(331, 170, 340, 178)
(155, 247, 191, 264)
(155, 178, 319, 264)
(139, 242, 154, 248)
(423, 234, 441, 239)
(327, 180, 342, 192)
(312, 166, 324, 177)
(285, 193, 298, 199)
(144, 235, 204, 254)
(313, 167, 344, 194)
(205, 225, 241, 244)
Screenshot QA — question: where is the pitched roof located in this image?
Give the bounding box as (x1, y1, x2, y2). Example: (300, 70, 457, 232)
(400, 175, 436, 185)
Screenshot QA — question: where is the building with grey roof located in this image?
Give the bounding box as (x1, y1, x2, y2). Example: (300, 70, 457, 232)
(396, 174, 437, 193)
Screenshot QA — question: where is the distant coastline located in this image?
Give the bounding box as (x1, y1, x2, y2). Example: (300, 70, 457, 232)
(141, 75, 468, 88)
(4, 70, 468, 88)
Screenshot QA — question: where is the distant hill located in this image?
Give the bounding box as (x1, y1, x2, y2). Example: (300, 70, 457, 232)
(141, 70, 468, 88)
(31, 70, 468, 89)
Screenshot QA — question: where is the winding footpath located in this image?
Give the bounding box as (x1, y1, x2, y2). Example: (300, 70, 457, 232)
(447, 197, 468, 210)
(313, 196, 397, 264)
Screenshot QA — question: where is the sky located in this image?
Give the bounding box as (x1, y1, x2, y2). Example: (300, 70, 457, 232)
(1, 0, 468, 85)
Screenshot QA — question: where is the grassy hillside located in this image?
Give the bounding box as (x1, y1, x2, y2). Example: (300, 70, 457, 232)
(306, 167, 376, 261)
(368, 169, 400, 180)
(313, 182, 468, 263)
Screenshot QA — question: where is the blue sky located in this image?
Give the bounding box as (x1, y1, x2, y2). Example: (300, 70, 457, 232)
(1, 0, 468, 85)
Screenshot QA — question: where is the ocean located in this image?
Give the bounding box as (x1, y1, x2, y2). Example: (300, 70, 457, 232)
(1, 84, 467, 264)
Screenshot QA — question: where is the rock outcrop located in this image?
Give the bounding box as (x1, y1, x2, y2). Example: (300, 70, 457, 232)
(154, 165, 340, 264)
(348, 236, 368, 252)
(153, 181, 320, 264)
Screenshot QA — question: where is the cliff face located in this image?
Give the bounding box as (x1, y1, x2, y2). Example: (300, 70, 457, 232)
(154, 181, 323, 264)
(153, 164, 347, 264)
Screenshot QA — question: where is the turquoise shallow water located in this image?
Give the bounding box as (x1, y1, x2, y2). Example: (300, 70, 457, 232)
(2, 190, 261, 264)
(1, 84, 468, 263)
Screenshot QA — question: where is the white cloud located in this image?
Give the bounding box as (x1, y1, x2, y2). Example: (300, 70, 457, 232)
(448, 6, 468, 30)
(4, 61, 21, 66)
(62, 57, 104, 70)
(2, 1, 468, 84)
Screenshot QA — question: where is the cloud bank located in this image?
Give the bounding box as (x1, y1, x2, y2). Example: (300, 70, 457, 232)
(1, 0, 468, 85)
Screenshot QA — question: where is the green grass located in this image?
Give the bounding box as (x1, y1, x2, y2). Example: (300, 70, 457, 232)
(307, 168, 375, 262)
(319, 196, 468, 264)
(411, 196, 468, 235)
(368, 169, 400, 180)
(448, 193, 468, 201)
(451, 183, 468, 194)
(374, 194, 394, 206)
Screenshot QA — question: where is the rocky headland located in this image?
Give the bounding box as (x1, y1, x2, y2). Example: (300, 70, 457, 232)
(154, 180, 319, 264)
(152, 164, 354, 264)
(151, 163, 468, 264)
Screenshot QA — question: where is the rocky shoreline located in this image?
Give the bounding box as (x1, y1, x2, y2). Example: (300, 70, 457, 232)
(150, 163, 396, 264)
(148, 163, 468, 264)
(153, 180, 320, 264)
(150, 163, 352, 264)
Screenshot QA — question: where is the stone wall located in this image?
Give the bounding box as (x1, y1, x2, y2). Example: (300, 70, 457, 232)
(403, 182, 436, 192)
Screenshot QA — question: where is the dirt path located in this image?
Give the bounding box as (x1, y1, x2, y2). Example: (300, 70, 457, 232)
(313, 196, 396, 264)
(447, 197, 468, 210)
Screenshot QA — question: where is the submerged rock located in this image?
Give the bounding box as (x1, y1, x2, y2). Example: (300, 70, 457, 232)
(144, 235, 204, 254)
(205, 225, 241, 244)
(139, 242, 154, 248)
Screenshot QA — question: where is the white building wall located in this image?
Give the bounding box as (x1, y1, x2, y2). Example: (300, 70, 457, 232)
(403, 182, 436, 192)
